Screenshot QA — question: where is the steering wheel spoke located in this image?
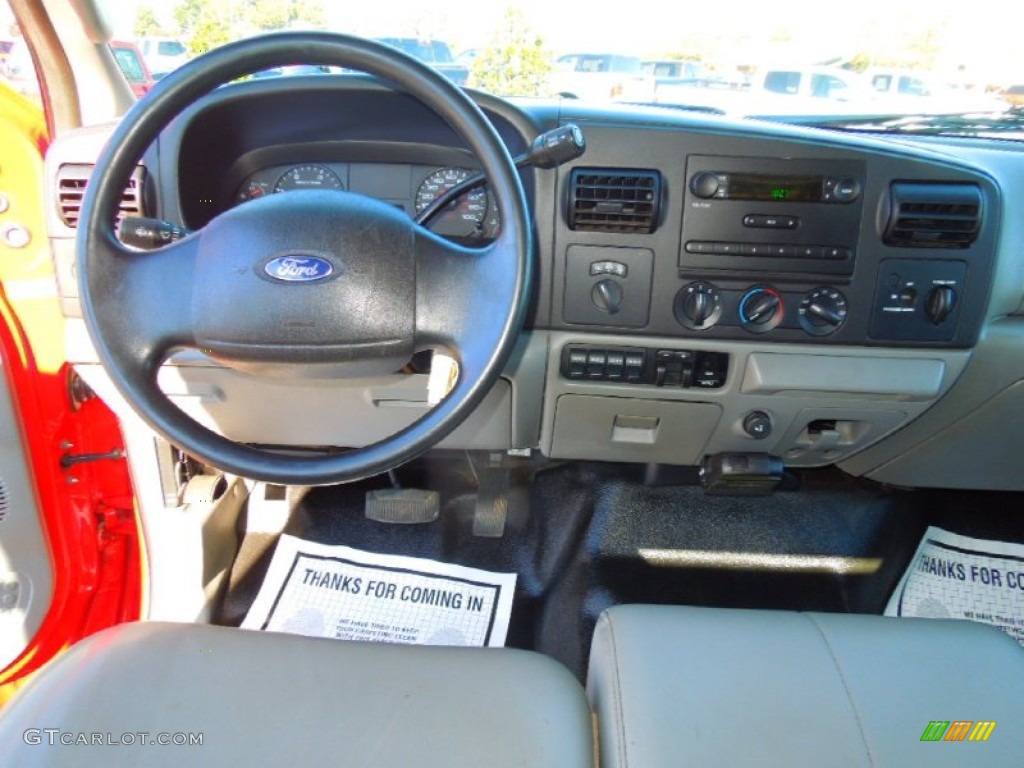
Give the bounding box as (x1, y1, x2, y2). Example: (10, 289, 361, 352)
(83, 230, 197, 374)
(414, 230, 522, 353)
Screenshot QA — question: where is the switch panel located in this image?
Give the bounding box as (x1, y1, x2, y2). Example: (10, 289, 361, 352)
(561, 344, 728, 389)
(870, 259, 967, 342)
(564, 245, 654, 328)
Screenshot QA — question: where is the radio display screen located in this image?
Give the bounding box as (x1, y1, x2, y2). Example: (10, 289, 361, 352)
(728, 174, 822, 202)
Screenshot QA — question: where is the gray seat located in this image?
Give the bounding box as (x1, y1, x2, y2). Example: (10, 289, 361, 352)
(588, 604, 1024, 767)
(0, 621, 594, 767)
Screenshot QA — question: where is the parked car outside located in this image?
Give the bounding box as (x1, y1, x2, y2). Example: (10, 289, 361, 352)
(135, 35, 188, 78)
(643, 59, 703, 83)
(108, 39, 154, 99)
(550, 53, 656, 103)
(0, 38, 13, 73)
(1005, 84, 1024, 107)
(735, 65, 887, 116)
(373, 37, 469, 86)
(0, 37, 36, 100)
(866, 67, 1004, 113)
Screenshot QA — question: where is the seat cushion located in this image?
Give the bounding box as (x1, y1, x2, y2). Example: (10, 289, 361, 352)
(588, 604, 1024, 767)
(0, 622, 594, 767)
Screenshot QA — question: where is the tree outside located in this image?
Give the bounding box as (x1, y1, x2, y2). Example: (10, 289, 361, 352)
(133, 6, 166, 38)
(469, 9, 552, 98)
(135, 0, 326, 57)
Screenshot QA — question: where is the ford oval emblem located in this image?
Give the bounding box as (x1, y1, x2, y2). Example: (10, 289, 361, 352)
(264, 255, 334, 283)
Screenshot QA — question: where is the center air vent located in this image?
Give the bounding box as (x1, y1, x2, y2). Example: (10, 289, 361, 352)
(883, 182, 981, 249)
(56, 164, 144, 229)
(569, 168, 661, 233)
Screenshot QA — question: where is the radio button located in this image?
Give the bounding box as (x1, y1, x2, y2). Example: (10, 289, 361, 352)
(833, 178, 862, 203)
(796, 245, 823, 258)
(691, 172, 724, 199)
(772, 244, 797, 258)
(685, 240, 714, 254)
(744, 214, 799, 229)
(740, 243, 772, 256)
(823, 246, 852, 260)
(713, 242, 742, 255)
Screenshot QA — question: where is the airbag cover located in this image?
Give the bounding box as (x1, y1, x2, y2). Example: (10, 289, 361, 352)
(192, 190, 415, 373)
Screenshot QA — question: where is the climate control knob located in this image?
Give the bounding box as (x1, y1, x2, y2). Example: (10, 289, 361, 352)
(798, 287, 848, 336)
(675, 281, 723, 330)
(738, 286, 784, 333)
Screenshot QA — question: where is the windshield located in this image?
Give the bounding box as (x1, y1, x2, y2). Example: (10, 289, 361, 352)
(2, 0, 1020, 136)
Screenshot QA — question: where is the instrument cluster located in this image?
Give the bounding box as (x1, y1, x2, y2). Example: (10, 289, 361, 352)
(234, 162, 500, 241)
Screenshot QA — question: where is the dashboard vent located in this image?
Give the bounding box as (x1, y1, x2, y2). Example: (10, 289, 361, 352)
(883, 182, 981, 248)
(56, 164, 144, 228)
(569, 168, 661, 233)
(0, 478, 7, 522)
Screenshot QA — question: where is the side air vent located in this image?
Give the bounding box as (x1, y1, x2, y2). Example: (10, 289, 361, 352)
(569, 168, 661, 233)
(883, 182, 981, 249)
(56, 164, 144, 228)
(0, 478, 8, 522)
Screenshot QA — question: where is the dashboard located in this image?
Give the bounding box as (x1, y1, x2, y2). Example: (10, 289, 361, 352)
(45, 76, 1024, 491)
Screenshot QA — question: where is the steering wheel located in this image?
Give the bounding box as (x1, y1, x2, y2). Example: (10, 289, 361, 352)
(78, 32, 532, 486)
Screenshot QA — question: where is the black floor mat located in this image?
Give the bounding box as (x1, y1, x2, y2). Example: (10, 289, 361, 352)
(533, 464, 929, 675)
(919, 488, 1024, 543)
(218, 454, 595, 655)
(217, 455, 932, 679)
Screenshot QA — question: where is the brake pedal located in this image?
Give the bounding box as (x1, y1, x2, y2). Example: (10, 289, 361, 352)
(365, 489, 440, 524)
(473, 468, 510, 538)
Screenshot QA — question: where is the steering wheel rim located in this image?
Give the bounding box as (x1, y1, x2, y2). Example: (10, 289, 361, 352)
(77, 32, 532, 486)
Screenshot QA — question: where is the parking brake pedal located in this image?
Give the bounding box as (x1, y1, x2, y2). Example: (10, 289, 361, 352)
(365, 489, 440, 524)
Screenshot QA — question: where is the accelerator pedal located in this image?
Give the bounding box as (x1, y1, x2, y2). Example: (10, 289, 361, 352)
(365, 489, 440, 524)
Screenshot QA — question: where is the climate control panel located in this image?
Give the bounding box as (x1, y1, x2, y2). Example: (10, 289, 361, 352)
(673, 282, 849, 337)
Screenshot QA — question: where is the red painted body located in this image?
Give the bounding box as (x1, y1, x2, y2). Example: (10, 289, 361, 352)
(0, 293, 143, 694)
(0, 84, 143, 699)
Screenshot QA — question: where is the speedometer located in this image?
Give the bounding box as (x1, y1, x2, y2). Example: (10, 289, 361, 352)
(415, 167, 490, 237)
(274, 164, 344, 193)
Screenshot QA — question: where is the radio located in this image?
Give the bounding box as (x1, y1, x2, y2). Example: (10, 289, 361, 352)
(681, 156, 866, 277)
(689, 172, 861, 204)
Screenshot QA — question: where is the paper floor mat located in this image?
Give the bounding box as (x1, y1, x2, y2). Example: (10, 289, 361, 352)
(886, 525, 1024, 646)
(242, 534, 517, 647)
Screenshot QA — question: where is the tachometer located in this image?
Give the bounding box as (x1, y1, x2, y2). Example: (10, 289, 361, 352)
(415, 167, 490, 237)
(274, 164, 344, 193)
